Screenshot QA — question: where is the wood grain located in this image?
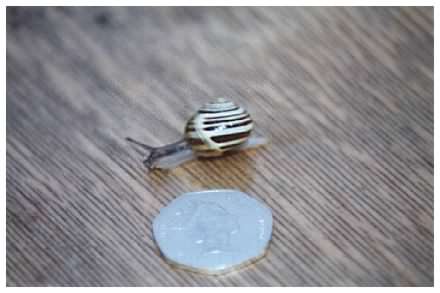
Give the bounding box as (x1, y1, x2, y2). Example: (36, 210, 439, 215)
(6, 7, 433, 286)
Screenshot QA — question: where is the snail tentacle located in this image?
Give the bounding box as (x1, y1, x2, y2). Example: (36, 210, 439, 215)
(125, 137, 155, 150)
(126, 137, 190, 170)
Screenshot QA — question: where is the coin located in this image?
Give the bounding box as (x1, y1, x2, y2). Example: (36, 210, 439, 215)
(153, 189, 273, 275)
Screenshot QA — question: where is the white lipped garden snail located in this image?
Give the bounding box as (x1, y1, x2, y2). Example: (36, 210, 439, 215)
(126, 98, 267, 170)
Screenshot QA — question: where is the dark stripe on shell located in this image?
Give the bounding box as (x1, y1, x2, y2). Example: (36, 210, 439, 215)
(211, 130, 251, 143)
(220, 141, 246, 150)
(198, 106, 239, 114)
(203, 119, 253, 131)
(204, 110, 246, 120)
(203, 114, 251, 125)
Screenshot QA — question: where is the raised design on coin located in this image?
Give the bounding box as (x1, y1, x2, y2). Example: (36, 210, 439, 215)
(153, 190, 273, 275)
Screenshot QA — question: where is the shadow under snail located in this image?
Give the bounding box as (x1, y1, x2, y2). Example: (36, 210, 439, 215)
(126, 98, 267, 170)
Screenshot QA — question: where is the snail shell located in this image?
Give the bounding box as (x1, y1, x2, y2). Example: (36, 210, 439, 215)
(184, 98, 253, 157)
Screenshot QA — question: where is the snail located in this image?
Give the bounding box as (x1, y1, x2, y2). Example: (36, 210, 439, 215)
(126, 98, 267, 170)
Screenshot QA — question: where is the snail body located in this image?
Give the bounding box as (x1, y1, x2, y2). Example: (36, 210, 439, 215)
(126, 98, 266, 170)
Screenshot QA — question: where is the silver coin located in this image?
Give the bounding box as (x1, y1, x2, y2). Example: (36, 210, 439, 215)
(153, 189, 273, 274)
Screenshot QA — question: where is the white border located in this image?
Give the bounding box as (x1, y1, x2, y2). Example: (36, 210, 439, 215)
(433, 3, 438, 289)
(1, 2, 5, 290)
(2, 1, 436, 290)
(0, 1, 437, 7)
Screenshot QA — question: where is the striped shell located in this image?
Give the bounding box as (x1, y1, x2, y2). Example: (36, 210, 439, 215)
(184, 98, 254, 157)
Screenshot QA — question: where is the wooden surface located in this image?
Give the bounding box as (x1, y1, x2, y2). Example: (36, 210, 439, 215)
(6, 7, 433, 286)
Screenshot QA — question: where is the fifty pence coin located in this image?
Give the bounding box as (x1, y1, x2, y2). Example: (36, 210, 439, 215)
(152, 189, 273, 275)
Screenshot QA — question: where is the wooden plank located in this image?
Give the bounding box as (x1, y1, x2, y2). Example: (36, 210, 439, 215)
(6, 7, 433, 286)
